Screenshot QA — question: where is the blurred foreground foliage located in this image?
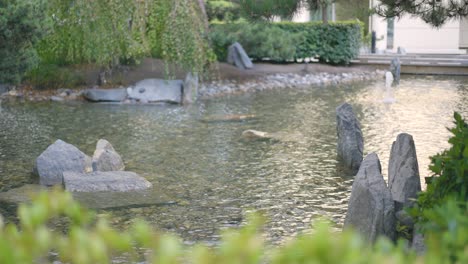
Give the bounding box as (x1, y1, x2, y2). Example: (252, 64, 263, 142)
(0, 188, 466, 264)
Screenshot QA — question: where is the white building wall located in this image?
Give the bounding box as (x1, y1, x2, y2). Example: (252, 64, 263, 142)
(393, 16, 461, 53)
(370, 1, 465, 54)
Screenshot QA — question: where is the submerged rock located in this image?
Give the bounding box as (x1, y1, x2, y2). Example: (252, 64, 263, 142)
(127, 79, 183, 104)
(0, 184, 47, 204)
(344, 153, 396, 242)
(92, 139, 125, 172)
(388, 133, 421, 207)
(83, 88, 128, 102)
(336, 103, 363, 173)
(0, 184, 172, 210)
(35, 140, 92, 186)
(63, 171, 152, 192)
(200, 114, 257, 123)
(242, 129, 270, 139)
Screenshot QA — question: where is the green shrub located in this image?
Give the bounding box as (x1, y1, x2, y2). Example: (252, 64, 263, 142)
(206, 0, 241, 22)
(210, 21, 362, 64)
(25, 64, 85, 90)
(210, 22, 302, 62)
(412, 113, 468, 223)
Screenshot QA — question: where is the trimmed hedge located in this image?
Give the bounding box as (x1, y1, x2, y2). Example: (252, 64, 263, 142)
(210, 21, 362, 65)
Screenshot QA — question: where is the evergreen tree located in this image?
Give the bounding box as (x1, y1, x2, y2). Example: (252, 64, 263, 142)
(376, 0, 468, 27)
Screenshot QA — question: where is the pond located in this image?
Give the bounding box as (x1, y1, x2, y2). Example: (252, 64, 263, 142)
(1, 75, 468, 244)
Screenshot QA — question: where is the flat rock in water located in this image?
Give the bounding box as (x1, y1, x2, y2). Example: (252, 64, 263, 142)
(0, 184, 173, 210)
(83, 88, 128, 102)
(336, 103, 363, 173)
(63, 171, 152, 192)
(35, 140, 92, 186)
(0, 184, 47, 204)
(388, 133, 421, 207)
(128, 79, 183, 104)
(344, 153, 396, 242)
(92, 139, 125, 172)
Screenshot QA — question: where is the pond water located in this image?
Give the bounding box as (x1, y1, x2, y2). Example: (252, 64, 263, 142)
(1, 75, 468, 244)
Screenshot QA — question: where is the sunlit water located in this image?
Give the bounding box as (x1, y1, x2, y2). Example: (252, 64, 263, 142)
(1, 75, 467, 244)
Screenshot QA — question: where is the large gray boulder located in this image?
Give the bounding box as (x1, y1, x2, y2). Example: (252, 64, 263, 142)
(35, 140, 92, 186)
(83, 88, 127, 102)
(390, 57, 401, 85)
(227, 42, 253, 70)
(182, 72, 199, 104)
(388, 133, 421, 208)
(344, 153, 396, 242)
(128, 79, 183, 104)
(63, 171, 152, 192)
(92, 139, 125, 172)
(336, 103, 363, 173)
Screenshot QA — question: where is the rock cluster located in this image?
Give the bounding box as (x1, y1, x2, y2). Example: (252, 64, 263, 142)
(343, 132, 423, 250)
(83, 76, 197, 104)
(1, 70, 383, 103)
(34, 139, 151, 192)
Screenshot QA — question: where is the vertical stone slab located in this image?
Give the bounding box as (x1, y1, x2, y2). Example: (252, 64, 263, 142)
(182, 72, 199, 105)
(388, 133, 421, 207)
(227, 42, 253, 70)
(344, 153, 396, 242)
(336, 103, 363, 173)
(390, 57, 401, 85)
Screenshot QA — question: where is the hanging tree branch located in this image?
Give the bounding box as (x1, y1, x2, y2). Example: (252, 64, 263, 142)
(375, 0, 468, 27)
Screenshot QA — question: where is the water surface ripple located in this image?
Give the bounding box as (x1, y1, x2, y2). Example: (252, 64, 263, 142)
(1, 75, 467, 244)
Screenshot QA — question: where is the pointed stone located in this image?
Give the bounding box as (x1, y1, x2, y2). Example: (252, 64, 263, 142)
(92, 139, 125, 172)
(388, 133, 421, 207)
(344, 153, 396, 242)
(336, 103, 363, 173)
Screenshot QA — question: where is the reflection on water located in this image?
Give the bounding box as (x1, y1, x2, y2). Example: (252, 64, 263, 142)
(1, 75, 468, 244)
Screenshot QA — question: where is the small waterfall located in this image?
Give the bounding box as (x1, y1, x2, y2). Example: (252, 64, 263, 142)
(383, 71, 396, 103)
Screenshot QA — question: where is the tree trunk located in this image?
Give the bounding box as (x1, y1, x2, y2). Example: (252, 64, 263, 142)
(321, 3, 328, 24)
(197, 0, 209, 31)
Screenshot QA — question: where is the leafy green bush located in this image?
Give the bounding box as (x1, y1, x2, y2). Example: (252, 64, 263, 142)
(210, 21, 362, 64)
(420, 199, 468, 263)
(210, 22, 302, 62)
(0, 188, 467, 263)
(206, 0, 241, 22)
(412, 113, 468, 222)
(0, 0, 48, 84)
(25, 64, 86, 90)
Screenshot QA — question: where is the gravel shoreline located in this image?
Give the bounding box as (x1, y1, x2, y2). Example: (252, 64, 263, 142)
(0, 69, 384, 103)
(199, 70, 384, 98)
